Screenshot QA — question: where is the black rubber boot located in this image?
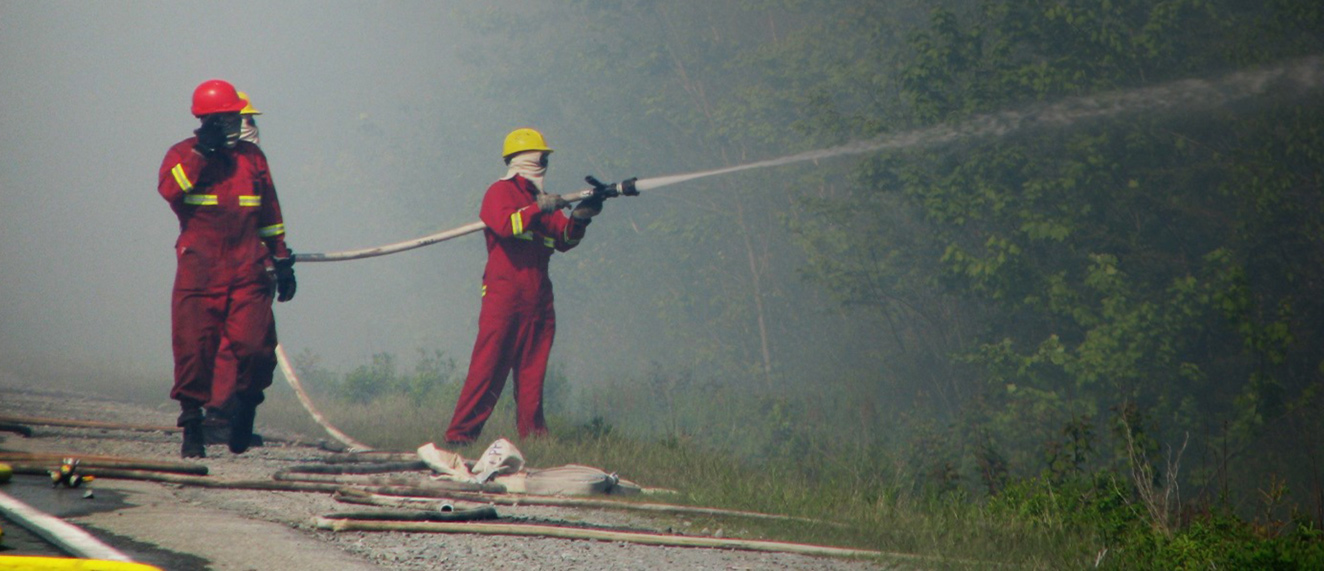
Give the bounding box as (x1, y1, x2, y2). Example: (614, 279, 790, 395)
(202, 406, 232, 445)
(179, 406, 206, 458)
(228, 398, 258, 454)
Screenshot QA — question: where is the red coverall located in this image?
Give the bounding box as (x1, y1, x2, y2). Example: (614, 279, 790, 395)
(445, 174, 588, 442)
(157, 138, 290, 419)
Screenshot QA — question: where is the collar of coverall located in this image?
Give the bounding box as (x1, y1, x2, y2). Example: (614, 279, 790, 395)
(501, 150, 546, 192)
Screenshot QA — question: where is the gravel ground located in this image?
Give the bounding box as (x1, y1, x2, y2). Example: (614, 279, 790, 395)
(0, 381, 900, 570)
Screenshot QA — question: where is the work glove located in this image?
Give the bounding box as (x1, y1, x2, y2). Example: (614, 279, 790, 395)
(572, 195, 605, 221)
(193, 115, 229, 155)
(536, 192, 569, 213)
(273, 256, 297, 302)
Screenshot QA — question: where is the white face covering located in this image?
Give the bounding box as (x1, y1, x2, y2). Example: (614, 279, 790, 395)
(502, 151, 547, 191)
(240, 115, 260, 146)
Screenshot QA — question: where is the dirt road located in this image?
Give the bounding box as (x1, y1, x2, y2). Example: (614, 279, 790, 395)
(0, 381, 892, 570)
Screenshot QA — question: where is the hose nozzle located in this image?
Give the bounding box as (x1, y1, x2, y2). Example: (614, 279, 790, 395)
(584, 175, 640, 199)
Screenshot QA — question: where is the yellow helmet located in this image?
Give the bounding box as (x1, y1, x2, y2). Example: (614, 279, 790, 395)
(502, 128, 552, 159)
(237, 91, 262, 115)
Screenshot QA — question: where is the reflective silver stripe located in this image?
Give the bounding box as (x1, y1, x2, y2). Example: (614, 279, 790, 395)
(238, 195, 261, 207)
(183, 194, 217, 205)
(511, 211, 525, 235)
(259, 223, 285, 237)
(171, 164, 193, 192)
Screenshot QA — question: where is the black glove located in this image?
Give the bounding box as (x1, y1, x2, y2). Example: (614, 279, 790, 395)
(193, 116, 228, 155)
(536, 192, 569, 213)
(572, 194, 605, 221)
(273, 256, 296, 302)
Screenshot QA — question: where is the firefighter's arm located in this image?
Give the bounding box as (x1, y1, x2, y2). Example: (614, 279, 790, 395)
(548, 211, 588, 252)
(480, 180, 542, 238)
(157, 144, 208, 205)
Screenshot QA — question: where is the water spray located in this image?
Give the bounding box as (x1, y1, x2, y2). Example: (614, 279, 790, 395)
(294, 55, 1321, 263)
(279, 56, 1322, 445)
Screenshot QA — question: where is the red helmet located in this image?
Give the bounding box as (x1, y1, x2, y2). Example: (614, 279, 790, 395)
(191, 79, 247, 117)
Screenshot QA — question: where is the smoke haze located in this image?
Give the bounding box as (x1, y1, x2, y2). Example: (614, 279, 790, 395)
(0, 2, 498, 381)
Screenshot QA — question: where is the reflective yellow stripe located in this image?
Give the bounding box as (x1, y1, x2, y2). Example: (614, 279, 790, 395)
(543, 237, 555, 248)
(259, 223, 285, 237)
(515, 231, 534, 241)
(183, 194, 217, 205)
(171, 163, 193, 192)
(238, 195, 261, 207)
(481, 284, 487, 298)
(510, 211, 525, 235)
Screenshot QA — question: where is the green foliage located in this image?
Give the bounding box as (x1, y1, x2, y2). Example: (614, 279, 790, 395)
(331, 349, 459, 404)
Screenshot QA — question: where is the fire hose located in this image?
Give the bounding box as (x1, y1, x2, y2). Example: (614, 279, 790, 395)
(293, 176, 639, 263)
(275, 176, 640, 450)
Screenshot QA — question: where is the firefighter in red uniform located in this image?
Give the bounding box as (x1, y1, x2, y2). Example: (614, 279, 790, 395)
(203, 90, 272, 445)
(158, 79, 296, 458)
(445, 128, 606, 444)
(205, 90, 262, 443)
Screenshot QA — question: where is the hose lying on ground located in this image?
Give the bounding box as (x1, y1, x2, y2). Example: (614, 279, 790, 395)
(0, 422, 33, 437)
(315, 452, 423, 464)
(10, 467, 344, 494)
(275, 461, 427, 474)
(0, 415, 175, 433)
(0, 452, 209, 476)
(6, 461, 208, 478)
(275, 470, 505, 493)
(0, 489, 134, 561)
(320, 506, 498, 523)
(312, 516, 884, 559)
(0, 415, 328, 449)
(275, 343, 373, 452)
(332, 487, 834, 526)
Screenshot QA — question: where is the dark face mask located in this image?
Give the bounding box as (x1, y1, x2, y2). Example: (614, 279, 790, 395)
(538, 152, 549, 168)
(204, 113, 243, 148)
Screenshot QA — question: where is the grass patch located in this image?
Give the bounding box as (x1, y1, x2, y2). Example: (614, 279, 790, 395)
(256, 384, 1096, 568)
(249, 355, 1324, 569)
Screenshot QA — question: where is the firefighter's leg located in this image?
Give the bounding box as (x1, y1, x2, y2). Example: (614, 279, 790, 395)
(223, 281, 276, 454)
(446, 295, 517, 444)
(512, 305, 555, 439)
(203, 335, 238, 444)
(171, 288, 224, 458)
(208, 335, 238, 411)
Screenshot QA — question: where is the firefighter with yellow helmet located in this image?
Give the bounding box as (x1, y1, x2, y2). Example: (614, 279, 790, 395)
(444, 128, 607, 443)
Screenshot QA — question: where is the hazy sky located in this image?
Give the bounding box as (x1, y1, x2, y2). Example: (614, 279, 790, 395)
(0, 1, 523, 380)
